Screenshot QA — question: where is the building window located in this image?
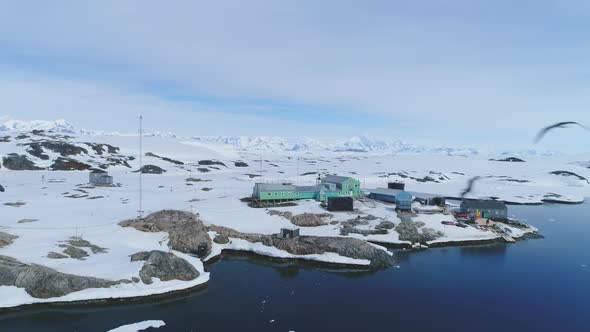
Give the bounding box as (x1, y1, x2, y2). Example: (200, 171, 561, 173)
(267, 193, 272, 196)
(281, 192, 285, 196)
(288, 192, 292, 196)
(274, 193, 278, 196)
(296, 193, 299, 196)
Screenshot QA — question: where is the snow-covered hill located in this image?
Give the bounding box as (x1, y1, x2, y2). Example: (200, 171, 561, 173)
(1, 119, 589, 309)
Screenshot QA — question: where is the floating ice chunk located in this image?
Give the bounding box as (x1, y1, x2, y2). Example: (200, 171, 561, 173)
(107, 320, 165, 332)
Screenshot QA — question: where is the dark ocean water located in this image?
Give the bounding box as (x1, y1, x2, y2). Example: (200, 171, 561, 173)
(1, 202, 588, 332)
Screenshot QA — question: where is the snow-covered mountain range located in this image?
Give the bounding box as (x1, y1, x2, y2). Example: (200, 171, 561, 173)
(0, 119, 559, 156)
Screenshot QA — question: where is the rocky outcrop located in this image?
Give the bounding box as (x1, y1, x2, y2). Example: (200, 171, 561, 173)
(26, 141, 88, 157)
(84, 142, 120, 155)
(130, 251, 199, 285)
(60, 245, 89, 259)
(375, 220, 395, 230)
(0, 232, 18, 248)
(2, 153, 44, 170)
(50, 157, 92, 171)
(290, 213, 331, 227)
(491, 157, 525, 162)
(0, 255, 128, 298)
(208, 225, 395, 268)
(550, 170, 589, 184)
(0, 184, 4, 192)
(198, 160, 226, 167)
(234, 161, 248, 167)
(135, 165, 166, 174)
(119, 210, 212, 257)
(269, 211, 332, 227)
(395, 219, 444, 243)
(213, 234, 230, 244)
(47, 252, 68, 259)
(145, 152, 184, 165)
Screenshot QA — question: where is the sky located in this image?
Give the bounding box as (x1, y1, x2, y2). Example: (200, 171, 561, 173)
(1, 0, 590, 152)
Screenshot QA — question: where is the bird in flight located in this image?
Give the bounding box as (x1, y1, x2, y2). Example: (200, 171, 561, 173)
(461, 176, 481, 198)
(534, 121, 590, 143)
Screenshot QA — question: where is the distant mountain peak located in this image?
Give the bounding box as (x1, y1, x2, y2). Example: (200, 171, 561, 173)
(0, 119, 78, 134)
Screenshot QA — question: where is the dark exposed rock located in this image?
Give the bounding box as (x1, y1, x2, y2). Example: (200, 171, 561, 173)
(25, 143, 50, 160)
(84, 143, 120, 155)
(60, 245, 89, 259)
(145, 152, 184, 165)
(234, 161, 248, 167)
(15, 134, 29, 140)
(208, 225, 395, 268)
(0, 184, 4, 192)
(4, 201, 26, 207)
(0, 232, 18, 248)
(132, 277, 140, 283)
(2, 153, 44, 170)
(130, 251, 199, 285)
(490, 157, 526, 162)
(289, 213, 331, 227)
(340, 226, 388, 236)
(0, 135, 10, 143)
(198, 160, 226, 167)
(213, 234, 230, 244)
(201, 187, 213, 191)
(375, 220, 396, 230)
(395, 219, 444, 243)
(119, 210, 212, 257)
(134, 165, 166, 174)
(17, 219, 38, 223)
(47, 252, 68, 259)
(50, 157, 92, 171)
(25, 141, 88, 157)
(197, 168, 210, 173)
(103, 157, 132, 169)
(186, 177, 211, 183)
(65, 237, 108, 254)
(549, 170, 589, 184)
(0, 255, 128, 298)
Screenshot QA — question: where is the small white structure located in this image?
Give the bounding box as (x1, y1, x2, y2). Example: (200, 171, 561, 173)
(89, 169, 113, 186)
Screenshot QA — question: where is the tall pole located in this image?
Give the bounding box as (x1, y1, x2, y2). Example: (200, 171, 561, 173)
(139, 115, 143, 218)
(297, 157, 300, 184)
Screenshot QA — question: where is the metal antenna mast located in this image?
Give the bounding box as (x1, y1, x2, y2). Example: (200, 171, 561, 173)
(138, 115, 144, 218)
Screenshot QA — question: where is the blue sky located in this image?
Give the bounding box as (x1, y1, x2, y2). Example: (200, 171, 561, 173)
(1, 0, 589, 152)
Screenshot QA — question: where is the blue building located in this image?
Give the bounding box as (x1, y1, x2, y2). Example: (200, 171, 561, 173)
(367, 188, 413, 211)
(394, 191, 413, 211)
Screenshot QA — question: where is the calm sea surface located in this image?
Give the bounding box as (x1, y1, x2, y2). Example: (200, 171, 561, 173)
(1, 202, 588, 332)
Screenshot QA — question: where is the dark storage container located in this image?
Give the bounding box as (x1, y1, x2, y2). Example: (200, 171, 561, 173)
(327, 196, 354, 211)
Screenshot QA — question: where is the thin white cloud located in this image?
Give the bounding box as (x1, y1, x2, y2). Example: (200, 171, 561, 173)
(0, 1, 589, 151)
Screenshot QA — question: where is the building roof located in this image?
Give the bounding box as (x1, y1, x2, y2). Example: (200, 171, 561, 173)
(367, 188, 413, 200)
(321, 175, 352, 184)
(256, 183, 296, 191)
(367, 188, 403, 196)
(90, 169, 108, 174)
(295, 185, 321, 192)
(461, 199, 507, 210)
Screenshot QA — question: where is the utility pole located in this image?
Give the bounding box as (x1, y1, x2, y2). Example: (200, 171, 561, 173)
(297, 157, 300, 184)
(138, 115, 144, 218)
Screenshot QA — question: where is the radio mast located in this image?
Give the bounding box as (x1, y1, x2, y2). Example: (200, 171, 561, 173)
(138, 115, 144, 218)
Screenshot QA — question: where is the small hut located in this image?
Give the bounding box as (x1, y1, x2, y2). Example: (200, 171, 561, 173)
(89, 169, 113, 186)
(388, 182, 405, 190)
(280, 227, 300, 239)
